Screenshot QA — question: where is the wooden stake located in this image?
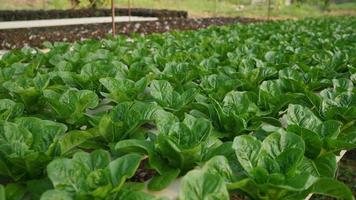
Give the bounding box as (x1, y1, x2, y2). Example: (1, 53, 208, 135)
(111, 0, 116, 36)
(128, 0, 131, 22)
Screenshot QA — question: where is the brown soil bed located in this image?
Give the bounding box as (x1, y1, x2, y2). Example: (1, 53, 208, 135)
(0, 8, 187, 21)
(0, 17, 263, 49)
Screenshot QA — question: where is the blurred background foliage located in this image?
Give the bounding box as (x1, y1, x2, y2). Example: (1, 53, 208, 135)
(0, 0, 355, 18)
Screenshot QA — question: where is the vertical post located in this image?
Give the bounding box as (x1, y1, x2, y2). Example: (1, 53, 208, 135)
(128, 0, 131, 22)
(111, 0, 116, 36)
(214, 0, 218, 17)
(267, 0, 271, 20)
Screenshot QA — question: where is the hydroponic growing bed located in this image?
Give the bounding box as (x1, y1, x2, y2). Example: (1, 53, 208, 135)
(0, 17, 355, 200)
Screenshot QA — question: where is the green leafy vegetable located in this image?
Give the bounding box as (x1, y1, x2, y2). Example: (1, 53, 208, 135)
(46, 150, 144, 199)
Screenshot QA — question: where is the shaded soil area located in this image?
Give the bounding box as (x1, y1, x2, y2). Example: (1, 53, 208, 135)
(0, 8, 187, 21)
(129, 159, 157, 183)
(230, 193, 248, 200)
(0, 17, 263, 49)
(0, 177, 12, 185)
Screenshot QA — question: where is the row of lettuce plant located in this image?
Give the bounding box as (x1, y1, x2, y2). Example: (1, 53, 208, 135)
(0, 17, 355, 200)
